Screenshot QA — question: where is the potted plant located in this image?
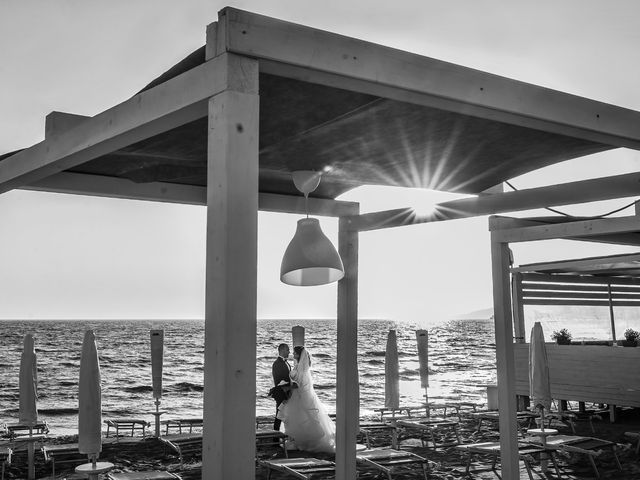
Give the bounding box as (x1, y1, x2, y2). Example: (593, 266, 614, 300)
(551, 328, 572, 345)
(621, 328, 639, 347)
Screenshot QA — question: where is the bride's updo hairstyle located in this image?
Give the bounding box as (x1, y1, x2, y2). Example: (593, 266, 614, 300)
(294, 346, 310, 366)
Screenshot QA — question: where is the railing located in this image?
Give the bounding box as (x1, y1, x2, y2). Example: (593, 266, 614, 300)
(513, 343, 640, 407)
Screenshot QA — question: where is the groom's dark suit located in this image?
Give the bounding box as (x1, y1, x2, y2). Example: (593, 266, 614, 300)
(272, 356, 291, 431)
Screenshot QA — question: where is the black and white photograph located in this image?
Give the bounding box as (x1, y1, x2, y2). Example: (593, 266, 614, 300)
(1, 1, 640, 479)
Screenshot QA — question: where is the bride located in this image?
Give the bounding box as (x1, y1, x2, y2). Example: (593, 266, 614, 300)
(277, 346, 336, 453)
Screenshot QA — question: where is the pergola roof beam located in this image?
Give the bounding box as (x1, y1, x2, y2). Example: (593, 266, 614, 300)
(350, 172, 640, 232)
(0, 53, 254, 194)
(23, 171, 358, 217)
(520, 272, 640, 286)
(513, 252, 640, 273)
(221, 7, 640, 149)
(490, 214, 640, 243)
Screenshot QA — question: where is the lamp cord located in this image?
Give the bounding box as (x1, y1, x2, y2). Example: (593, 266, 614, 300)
(504, 180, 638, 219)
(305, 193, 309, 219)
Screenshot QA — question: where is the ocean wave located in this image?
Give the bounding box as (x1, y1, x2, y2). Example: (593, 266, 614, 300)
(170, 382, 204, 393)
(313, 383, 335, 390)
(364, 359, 384, 365)
(104, 408, 138, 416)
(39, 407, 78, 415)
(124, 385, 153, 393)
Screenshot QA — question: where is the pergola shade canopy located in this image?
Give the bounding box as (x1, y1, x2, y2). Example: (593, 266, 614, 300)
(0, 45, 617, 200)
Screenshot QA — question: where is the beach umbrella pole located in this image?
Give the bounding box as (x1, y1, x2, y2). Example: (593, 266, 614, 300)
(27, 426, 35, 480)
(424, 388, 430, 418)
(154, 398, 162, 437)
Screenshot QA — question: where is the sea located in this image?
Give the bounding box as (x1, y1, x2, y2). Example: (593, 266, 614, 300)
(0, 318, 498, 435)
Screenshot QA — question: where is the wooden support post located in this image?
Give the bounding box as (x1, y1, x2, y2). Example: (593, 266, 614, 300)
(512, 273, 526, 344)
(336, 216, 359, 480)
(607, 283, 617, 342)
(512, 273, 528, 412)
(202, 53, 259, 480)
(490, 235, 519, 479)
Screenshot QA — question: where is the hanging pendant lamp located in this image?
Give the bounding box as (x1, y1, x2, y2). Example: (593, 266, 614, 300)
(280, 171, 345, 286)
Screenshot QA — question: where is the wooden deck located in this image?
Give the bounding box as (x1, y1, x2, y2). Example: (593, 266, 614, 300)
(514, 343, 640, 407)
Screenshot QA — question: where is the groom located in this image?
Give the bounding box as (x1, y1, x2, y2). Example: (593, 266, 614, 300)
(271, 343, 291, 431)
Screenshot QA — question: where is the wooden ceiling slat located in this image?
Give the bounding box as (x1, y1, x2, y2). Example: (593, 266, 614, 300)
(520, 272, 640, 286)
(523, 299, 640, 307)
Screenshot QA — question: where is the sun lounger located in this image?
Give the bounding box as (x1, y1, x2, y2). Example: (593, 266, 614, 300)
(396, 419, 460, 449)
(5, 421, 49, 439)
(547, 410, 601, 434)
(0, 447, 12, 480)
(405, 402, 483, 421)
(356, 447, 429, 480)
(624, 431, 640, 454)
(376, 407, 411, 422)
(359, 422, 398, 449)
(41, 443, 85, 478)
(259, 458, 335, 480)
(455, 441, 561, 480)
(104, 419, 150, 439)
(161, 418, 203, 435)
(256, 416, 275, 429)
(159, 434, 202, 466)
(162, 429, 289, 466)
(107, 472, 182, 480)
(256, 429, 288, 458)
(468, 410, 537, 434)
(527, 434, 622, 479)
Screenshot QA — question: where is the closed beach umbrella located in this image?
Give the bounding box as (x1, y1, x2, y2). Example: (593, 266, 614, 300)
(150, 329, 164, 437)
(292, 325, 305, 347)
(150, 329, 164, 400)
(19, 334, 38, 424)
(385, 329, 400, 409)
(416, 330, 429, 410)
(78, 330, 102, 460)
(19, 334, 38, 480)
(529, 322, 552, 428)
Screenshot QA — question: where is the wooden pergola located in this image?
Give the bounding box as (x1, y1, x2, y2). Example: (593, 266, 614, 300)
(3, 7, 640, 479)
(501, 231, 640, 420)
(513, 250, 640, 342)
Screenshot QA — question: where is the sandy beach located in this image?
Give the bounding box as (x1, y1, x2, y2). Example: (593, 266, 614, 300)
(3, 408, 640, 480)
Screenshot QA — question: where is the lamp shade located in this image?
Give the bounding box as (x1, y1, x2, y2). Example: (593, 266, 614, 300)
(280, 218, 344, 286)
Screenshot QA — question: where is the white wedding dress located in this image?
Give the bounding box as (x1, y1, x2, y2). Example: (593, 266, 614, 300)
(277, 349, 336, 453)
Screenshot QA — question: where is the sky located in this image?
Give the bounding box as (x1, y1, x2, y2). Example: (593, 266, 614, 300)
(1, 0, 640, 322)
